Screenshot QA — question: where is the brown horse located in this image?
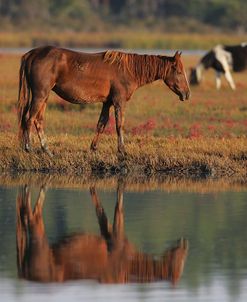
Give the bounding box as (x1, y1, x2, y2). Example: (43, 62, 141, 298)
(16, 184, 188, 284)
(17, 46, 190, 155)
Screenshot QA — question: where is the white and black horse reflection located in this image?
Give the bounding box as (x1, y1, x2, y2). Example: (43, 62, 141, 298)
(190, 43, 247, 90)
(16, 184, 188, 284)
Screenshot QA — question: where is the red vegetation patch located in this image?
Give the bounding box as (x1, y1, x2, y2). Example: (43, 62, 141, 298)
(0, 114, 12, 131)
(162, 117, 173, 129)
(242, 120, 247, 127)
(207, 125, 216, 131)
(131, 118, 156, 135)
(205, 99, 214, 107)
(220, 132, 233, 138)
(224, 119, 235, 128)
(173, 122, 182, 131)
(187, 123, 202, 139)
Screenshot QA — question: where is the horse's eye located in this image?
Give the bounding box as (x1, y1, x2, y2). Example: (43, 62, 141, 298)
(174, 69, 182, 76)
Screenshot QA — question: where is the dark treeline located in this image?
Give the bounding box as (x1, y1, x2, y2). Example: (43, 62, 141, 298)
(0, 0, 246, 33)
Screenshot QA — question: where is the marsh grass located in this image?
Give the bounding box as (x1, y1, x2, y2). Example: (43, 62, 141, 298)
(0, 53, 246, 178)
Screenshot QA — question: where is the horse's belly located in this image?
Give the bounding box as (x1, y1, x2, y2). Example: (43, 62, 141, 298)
(53, 82, 109, 104)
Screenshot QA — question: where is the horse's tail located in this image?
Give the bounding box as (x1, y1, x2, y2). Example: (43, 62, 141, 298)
(17, 52, 32, 145)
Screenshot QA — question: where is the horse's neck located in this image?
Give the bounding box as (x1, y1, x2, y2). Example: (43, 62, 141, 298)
(133, 54, 165, 87)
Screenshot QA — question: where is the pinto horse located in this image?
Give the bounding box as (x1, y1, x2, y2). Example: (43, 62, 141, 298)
(16, 184, 188, 284)
(190, 43, 247, 90)
(17, 46, 190, 155)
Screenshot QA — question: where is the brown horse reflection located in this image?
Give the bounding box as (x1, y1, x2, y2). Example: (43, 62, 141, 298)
(16, 184, 188, 284)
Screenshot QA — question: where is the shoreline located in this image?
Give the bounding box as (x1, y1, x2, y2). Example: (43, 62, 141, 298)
(1, 134, 246, 181)
(1, 171, 246, 192)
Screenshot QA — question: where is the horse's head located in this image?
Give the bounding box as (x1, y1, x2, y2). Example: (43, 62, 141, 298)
(163, 238, 189, 285)
(164, 51, 190, 101)
(189, 67, 200, 85)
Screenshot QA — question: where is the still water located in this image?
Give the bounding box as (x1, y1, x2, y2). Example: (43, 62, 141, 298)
(0, 180, 247, 302)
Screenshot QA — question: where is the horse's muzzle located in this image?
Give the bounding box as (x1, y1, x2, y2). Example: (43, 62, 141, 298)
(179, 91, 190, 101)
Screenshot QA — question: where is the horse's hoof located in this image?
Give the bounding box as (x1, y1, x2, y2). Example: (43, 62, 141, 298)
(47, 151, 53, 158)
(46, 150, 53, 158)
(90, 144, 97, 152)
(42, 147, 53, 158)
(117, 150, 127, 160)
(89, 187, 96, 195)
(40, 184, 48, 193)
(24, 145, 32, 153)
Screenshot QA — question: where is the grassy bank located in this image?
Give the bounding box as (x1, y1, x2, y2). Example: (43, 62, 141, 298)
(0, 31, 246, 49)
(0, 134, 246, 180)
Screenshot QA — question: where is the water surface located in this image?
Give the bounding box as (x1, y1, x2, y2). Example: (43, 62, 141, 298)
(0, 47, 205, 56)
(0, 180, 247, 301)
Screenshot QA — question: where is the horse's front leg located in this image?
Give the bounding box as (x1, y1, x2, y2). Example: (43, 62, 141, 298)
(90, 186, 112, 241)
(112, 181, 125, 245)
(215, 71, 222, 90)
(91, 102, 111, 151)
(114, 102, 126, 156)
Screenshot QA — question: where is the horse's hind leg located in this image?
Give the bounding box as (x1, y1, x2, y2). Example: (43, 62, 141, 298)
(24, 94, 49, 153)
(90, 186, 112, 241)
(34, 101, 53, 156)
(91, 101, 112, 151)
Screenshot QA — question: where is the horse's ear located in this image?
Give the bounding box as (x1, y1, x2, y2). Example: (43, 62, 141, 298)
(174, 51, 182, 60)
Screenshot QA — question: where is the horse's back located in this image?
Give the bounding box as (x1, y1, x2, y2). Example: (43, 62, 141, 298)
(224, 44, 247, 71)
(23, 45, 58, 64)
(23, 46, 105, 71)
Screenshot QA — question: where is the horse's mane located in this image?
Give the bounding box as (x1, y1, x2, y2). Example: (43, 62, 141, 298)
(128, 253, 164, 282)
(128, 248, 186, 283)
(104, 51, 127, 67)
(104, 51, 168, 85)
